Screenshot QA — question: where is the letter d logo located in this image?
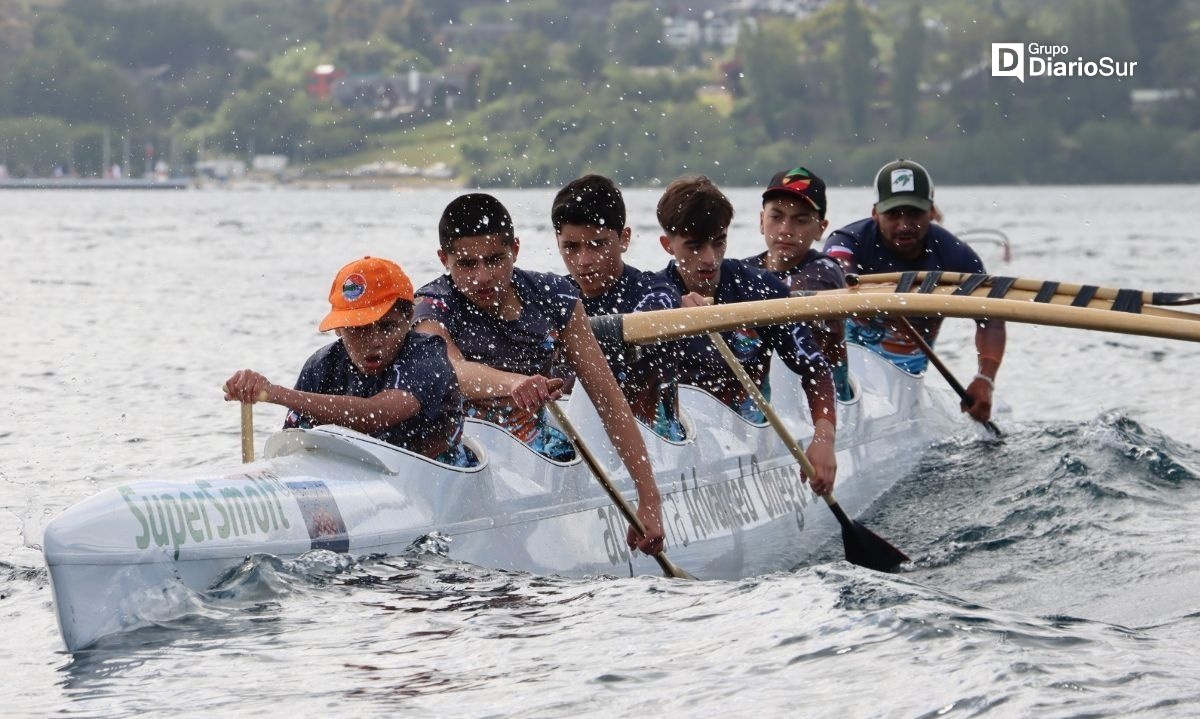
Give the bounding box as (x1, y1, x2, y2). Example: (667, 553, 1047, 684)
(991, 43, 1024, 82)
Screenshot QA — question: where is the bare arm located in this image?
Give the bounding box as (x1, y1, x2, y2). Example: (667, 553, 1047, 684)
(561, 303, 664, 554)
(799, 358, 838, 496)
(964, 319, 1006, 422)
(223, 369, 421, 434)
(414, 319, 562, 406)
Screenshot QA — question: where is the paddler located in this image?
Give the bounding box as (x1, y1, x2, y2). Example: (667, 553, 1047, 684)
(822, 159, 1006, 423)
(412, 192, 665, 555)
(223, 256, 473, 466)
(652, 176, 838, 495)
(551, 174, 686, 441)
(741, 166, 852, 401)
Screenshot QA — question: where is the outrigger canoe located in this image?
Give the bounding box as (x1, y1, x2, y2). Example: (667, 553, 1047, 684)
(44, 289, 1200, 651)
(43, 344, 961, 651)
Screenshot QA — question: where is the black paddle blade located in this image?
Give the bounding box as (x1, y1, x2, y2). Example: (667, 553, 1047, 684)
(841, 520, 909, 573)
(826, 498, 909, 573)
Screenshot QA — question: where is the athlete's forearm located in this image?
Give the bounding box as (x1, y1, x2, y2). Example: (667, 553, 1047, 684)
(975, 320, 1006, 382)
(270, 386, 421, 433)
(451, 358, 528, 400)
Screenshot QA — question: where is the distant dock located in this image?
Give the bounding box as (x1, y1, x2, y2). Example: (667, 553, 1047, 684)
(0, 178, 190, 190)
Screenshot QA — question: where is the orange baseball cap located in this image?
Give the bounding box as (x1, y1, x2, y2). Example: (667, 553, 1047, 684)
(319, 256, 415, 332)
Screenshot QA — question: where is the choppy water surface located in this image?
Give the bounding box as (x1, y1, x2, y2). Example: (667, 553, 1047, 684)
(3, 186, 1200, 716)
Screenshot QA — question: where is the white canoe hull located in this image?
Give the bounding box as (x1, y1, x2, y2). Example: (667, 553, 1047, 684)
(44, 347, 959, 650)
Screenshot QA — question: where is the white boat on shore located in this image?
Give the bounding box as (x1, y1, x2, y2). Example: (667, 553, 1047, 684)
(43, 345, 961, 651)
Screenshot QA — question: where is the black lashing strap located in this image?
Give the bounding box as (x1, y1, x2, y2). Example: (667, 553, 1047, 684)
(895, 271, 919, 293)
(987, 276, 1017, 298)
(1033, 281, 1059, 303)
(1112, 289, 1143, 313)
(917, 271, 943, 294)
(952, 273, 991, 295)
(589, 313, 627, 351)
(1072, 285, 1099, 307)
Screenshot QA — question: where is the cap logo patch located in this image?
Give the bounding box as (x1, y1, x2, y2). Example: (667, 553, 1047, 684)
(341, 273, 367, 302)
(891, 169, 914, 192)
(784, 167, 811, 184)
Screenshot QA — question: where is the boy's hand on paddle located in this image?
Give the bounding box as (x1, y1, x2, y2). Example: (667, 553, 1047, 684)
(805, 435, 837, 496)
(962, 378, 993, 422)
(510, 375, 564, 411)
(680, 291, 707, 308)
(628, 503, 665, 555)
(223, 370, 273, 404)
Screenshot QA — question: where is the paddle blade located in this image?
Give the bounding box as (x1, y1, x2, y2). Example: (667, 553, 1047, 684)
(841, 520, 910, 573)
(826, 498, 909, 573)
(655, 553, 698, 580)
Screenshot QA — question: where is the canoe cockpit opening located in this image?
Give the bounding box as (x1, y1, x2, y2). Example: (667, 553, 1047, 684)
(838, 372, 862, 404)
(456, 436, 486, 469)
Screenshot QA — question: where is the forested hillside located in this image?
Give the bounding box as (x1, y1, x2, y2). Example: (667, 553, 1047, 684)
(1, 0, 1198, 185)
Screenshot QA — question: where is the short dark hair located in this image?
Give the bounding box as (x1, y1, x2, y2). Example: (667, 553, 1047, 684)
(551, 174, 626, 233)
(438, 193, 515, 252)
(656, 176, 733, 240)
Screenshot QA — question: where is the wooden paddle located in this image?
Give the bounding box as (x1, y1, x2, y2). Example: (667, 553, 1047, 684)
(614, 293, 1200, 346)
(896, 316, 1003, 438)
(545, 402, 695, 580)
(707, 332, 909, 573)
(221, 383, 258, 463)
(239, 403, 254, 463)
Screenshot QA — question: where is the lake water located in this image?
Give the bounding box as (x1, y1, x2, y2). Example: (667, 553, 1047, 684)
(3, 185, 1200, 716)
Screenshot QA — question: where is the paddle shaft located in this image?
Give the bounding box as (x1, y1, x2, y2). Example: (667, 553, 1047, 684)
(896, 317, 1003, 437)
(707, 333, 909, 572)
(240, 402, 254, 463)
(544, 402, 693, 580)
(705, 333, 835, 509)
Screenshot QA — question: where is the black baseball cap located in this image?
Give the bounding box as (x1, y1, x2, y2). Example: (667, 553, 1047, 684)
(763, 167, 827, 219)
(873, 159, 933, 213)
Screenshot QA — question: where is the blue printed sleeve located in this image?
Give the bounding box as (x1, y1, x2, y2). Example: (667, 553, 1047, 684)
(385, 333, 458, 421)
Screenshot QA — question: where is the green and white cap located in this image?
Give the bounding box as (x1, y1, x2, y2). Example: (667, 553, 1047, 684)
(874, 159, 933, 213)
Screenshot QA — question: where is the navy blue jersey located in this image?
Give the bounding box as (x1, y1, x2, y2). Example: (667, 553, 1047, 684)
(569, 263, 680, 387)
(414, 268, 579, 377)
(657, 259, 828, 413)
(413, 268, 580, 445)
(823, 218, 985, 276)
(284, 332, 463, 458)
(823, 218, 987, 360)
(743, 249, 847, 293)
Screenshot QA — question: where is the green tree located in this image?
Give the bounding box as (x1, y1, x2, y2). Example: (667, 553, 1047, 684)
(891, 0, 924, 137)
(0, 0, 32, 68)
(378, 0, 439, 62)
(213, 79, 313, 156)
(326, 0, 381, 45)
(479, 31, 557, 100)
(737, 22, 813, 142)
(1121, 0, 1183, 86)
(837, 0, 875, 138)
(1154, 19, 1200, 129)
(1055, 0, 1136, 129)
(1, 44, 133, 125)
(0, 116, 73, 175)
(568, 21, 608, 85)
(609, 2, 671, 67)
(61, 1, 232, 79)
